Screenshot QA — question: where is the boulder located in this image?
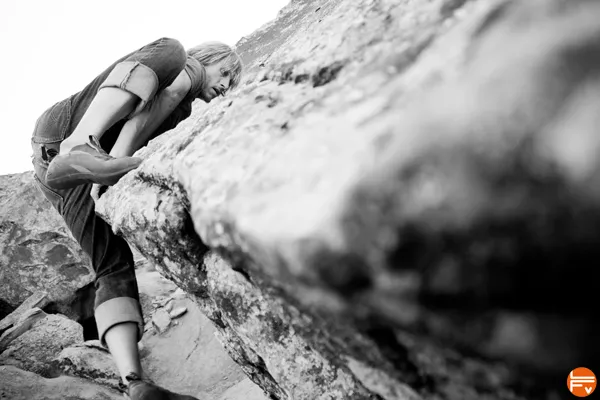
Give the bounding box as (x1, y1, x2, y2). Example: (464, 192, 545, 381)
(0, 365, 121, 400)
(151, 308, 172, 334)
(0, 307, 47, 352)
(88, 0, 599, 398)
(0, 291, 48, 335)
(218, 378, 271, 400)
(55, 341, 120, 391)
(0, 313, 82, 377)
(140, 297, 255, 399)
(0, 172, 94, 321)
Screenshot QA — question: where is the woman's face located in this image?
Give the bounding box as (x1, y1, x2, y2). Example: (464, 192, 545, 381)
(200, 60, 231, 102)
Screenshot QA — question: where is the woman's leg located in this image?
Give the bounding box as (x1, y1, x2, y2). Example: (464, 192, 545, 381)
(63, 37, 187, 153)
(47, 37, 187, 189)
(59, 88, 138, 154)
(32, 145, 145, 382)
(105, 322, 143, 382)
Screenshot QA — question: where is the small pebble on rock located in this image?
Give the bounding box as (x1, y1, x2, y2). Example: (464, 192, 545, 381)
(169, 307, 187, 319)
(152, 309, 171, 333)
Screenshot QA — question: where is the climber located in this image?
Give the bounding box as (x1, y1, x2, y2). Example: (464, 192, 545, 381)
(30, 37, 243, 399)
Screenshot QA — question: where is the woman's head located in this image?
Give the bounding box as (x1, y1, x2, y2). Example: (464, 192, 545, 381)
(187, 42, 243, 102)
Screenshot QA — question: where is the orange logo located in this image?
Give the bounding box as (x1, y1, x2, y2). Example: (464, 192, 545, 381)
(568, 368, 596, 397)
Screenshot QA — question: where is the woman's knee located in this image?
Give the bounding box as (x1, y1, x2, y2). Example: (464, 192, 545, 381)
(103, 37, 187, 112)
(158, 37, 185, 55)
(147, 37, 187, 83)
(157, 37, 186, 61)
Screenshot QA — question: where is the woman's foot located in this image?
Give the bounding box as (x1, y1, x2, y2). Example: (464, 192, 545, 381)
(125, 373, 199, 400)
(46, 135, 142, 190)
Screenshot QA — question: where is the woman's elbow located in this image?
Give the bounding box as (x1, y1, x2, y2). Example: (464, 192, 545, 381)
(165, 71, 192, 100)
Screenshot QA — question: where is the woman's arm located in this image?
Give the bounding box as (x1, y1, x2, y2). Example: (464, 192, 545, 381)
(109, 70, 192, 158)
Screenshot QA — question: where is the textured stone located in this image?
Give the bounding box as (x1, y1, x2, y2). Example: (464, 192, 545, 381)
(205, 253, 417, 400)
(165, 299, 174, 312)
(94, 0, 600, 399)
(0, 313, 82, 377)
(0, 308, 47, 352)
(152, 308, 171, 334)
(0, 172, 94, 320)
(218, 378, 270, 400)
(140, 297, 252, 399)
(0, 291, 48, 334)
(0, 365, 122, 400)
(55, 342, 120, 390)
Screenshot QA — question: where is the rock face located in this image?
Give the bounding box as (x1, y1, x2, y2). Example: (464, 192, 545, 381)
(0, 172, 95, 322)
(0, 292, 48, 337)
(140, 296, 253, 399)
(0, 308, 48, 352)
(0, 313, 82, 377)
(92, 0, 599, 399)
(0, 365, 122, 400)
(55, 342, 121, 390)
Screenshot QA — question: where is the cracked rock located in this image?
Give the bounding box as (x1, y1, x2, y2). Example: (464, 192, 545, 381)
(152, 309, 171, 334)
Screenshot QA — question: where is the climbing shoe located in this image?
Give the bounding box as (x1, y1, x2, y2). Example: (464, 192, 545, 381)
(46, 135, 142, 190)
(124, 373, 199, 400)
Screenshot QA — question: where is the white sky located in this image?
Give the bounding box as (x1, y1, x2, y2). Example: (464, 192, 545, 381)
(0, 0, 288, 175)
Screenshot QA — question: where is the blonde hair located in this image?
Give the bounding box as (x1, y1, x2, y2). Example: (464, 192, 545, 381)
(187, 42, 243, 90)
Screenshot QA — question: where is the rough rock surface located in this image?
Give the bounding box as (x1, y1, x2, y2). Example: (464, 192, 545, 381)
(141, 296, 253, 399)
(55, 342, 121, 390)
(0, 172, 94, 321)
(0, 308, 47, 352)
(89, 0, 600, 399)
(0, 292, 48, 335)
(219, 377, 278, 400)
(0, 313, 82, 377)
(0, 365, 122, 400)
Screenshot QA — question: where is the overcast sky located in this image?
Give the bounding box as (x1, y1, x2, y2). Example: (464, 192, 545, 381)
(0, 0, 288, 175)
